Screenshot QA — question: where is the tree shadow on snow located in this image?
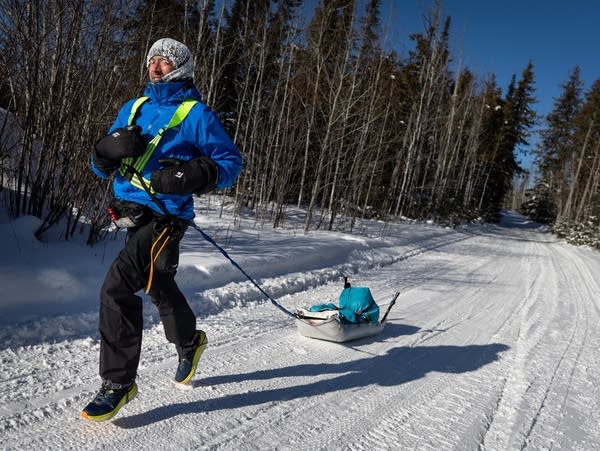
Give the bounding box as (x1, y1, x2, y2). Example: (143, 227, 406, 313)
(113, 339, 509, 429)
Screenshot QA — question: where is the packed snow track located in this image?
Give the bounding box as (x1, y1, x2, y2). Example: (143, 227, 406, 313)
(1, 212, 599, 450)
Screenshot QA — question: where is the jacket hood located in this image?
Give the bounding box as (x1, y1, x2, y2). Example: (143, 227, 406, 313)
(143, 81, 202, 105)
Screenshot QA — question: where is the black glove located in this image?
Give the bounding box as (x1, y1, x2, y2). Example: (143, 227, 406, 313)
(151, 156, 219, 195)
(91, 152, 120, 173)
(92, 125, 146, 171)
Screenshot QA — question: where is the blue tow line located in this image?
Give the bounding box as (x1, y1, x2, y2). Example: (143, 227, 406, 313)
(187, 221, 299, 319)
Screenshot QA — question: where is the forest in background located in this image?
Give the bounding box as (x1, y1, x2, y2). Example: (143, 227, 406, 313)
(0, 0, 597, 249)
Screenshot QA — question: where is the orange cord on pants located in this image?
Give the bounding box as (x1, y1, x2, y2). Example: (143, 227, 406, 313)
(145, 226, 172, 293)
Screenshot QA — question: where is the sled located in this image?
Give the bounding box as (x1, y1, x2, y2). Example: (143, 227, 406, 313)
(296, 309, 386, 342)
(296, 283, 399, 343)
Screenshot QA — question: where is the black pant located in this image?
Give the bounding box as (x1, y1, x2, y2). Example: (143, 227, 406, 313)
(98, 217, 196, 385)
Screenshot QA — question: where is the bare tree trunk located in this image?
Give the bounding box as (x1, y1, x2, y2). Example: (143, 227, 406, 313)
(575, 139, 600, 222)
(562, 118, 593, 220)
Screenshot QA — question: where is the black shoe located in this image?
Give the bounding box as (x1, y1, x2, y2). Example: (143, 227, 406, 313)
(175, 330, 207, 384)
(80, 381, 138, 422)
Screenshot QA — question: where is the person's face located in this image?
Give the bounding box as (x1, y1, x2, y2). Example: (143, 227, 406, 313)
(148, 56, 175, 82)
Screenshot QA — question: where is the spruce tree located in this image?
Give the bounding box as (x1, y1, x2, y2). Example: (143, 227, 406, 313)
(536, 66, 583, 219)
(486, 62, 537, 218)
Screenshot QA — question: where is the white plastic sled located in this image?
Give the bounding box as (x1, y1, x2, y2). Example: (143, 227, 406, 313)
(296, 290, 399, 343)
(296, 309, 385, 342)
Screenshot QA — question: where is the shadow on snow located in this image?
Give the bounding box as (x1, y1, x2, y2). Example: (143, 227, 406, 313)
(113, 332, 509, 429)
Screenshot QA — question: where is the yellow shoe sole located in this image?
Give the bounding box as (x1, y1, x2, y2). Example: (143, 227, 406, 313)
(177, 332, 208, 385)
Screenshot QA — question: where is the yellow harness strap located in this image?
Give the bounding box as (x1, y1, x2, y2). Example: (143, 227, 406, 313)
(120, 98, 199, 193)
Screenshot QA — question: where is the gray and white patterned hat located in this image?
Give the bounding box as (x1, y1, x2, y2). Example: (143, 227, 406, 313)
(146, 38, 194, 82)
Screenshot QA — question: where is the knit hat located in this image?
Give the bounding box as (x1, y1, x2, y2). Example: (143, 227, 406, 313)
(146, 38, 194, 82)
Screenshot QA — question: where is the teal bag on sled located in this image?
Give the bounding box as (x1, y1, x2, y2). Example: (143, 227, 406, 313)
(307, 287, 380, 324)
(338, 287, 379, 324)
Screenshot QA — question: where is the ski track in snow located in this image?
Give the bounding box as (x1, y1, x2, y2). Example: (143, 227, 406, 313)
(1, 213, 600, 450)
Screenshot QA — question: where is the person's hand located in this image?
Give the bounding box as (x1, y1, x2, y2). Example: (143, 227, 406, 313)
(151, 156, 218, 195)
(92, 125, 146, 171)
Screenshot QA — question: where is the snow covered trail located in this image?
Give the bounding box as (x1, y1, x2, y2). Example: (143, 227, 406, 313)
(1, 212, 600, 450)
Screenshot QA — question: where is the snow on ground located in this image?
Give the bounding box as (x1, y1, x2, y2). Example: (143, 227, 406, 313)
(1, 199, 600, 450)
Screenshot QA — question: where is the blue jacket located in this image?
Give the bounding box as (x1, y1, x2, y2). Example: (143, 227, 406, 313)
(91, 81, 242, 220)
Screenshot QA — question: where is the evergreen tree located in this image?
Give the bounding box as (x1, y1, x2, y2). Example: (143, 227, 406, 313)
(520, 181, 556, 224)
(483, 62, 537, 218)
(536, 66, 583, 218)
